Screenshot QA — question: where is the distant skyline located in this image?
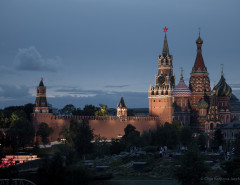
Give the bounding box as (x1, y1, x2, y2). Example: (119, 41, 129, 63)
(0, 0, 240, 109)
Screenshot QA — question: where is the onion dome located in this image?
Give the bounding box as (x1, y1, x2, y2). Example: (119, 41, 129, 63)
(196, 33, 203, 45)
(213, 71, 232, 97)
(173, 72, 191, 97)
(198, 97, 209, 109)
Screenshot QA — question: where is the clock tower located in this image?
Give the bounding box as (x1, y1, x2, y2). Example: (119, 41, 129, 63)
(149, 27, 175, 124)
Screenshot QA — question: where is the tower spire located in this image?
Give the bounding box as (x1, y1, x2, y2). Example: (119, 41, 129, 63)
(180, 67, 184, 80)
(221, 64, 224, 76)
(162, 27, 169, 56)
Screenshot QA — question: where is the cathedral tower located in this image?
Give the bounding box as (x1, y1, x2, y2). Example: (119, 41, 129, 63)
(189, 32, 211, 109)
(172, 70, 191, 125)
(213, 68, 232, 124)
(189, 32, 211, 130)
(149, 27, 174, 124)
(34, 78, 49, 113)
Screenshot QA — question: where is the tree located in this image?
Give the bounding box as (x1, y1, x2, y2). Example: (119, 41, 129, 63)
(94, 104, 108, 116)
(234, 134, 240, 158)
(61, 119, 94, 157)
(127, 109, 135, 116)
(197, 133, 207, 151)
(213, 128, 224, 147)
(72, 108, 83, 115)
(23, 103, 34, 121)
(83, 105, 97, 116)
(10, 110, 26, 125)
(74, 119, 94, 157)
(7, 118, 35, 152)
(37, 122, 53, 145)
(59, 104, 76, 115)
(122, 124, 141, 147)
(180, 126, 193, 146)
(220, 158, 240, 185)
(175, 142, 209, 185)
(154, 123, 179, 148)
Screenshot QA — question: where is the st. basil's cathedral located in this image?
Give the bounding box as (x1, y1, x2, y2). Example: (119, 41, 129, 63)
(148, 27, 236, 135)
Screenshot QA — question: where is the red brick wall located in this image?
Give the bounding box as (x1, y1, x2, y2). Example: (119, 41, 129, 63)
(32, 113, 163, 142)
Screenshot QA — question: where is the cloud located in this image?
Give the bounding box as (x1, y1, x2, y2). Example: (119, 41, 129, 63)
(14, 46, 62, 72)
(0, 84, 32, 101)
(0, 65, 14, 74)
(104, 85, 129, 88)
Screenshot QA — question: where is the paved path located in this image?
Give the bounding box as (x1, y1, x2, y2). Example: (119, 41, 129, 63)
(93, 180, 179, 185)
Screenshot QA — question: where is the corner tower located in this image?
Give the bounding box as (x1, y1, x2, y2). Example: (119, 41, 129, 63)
(117, 97, 127, 121)
(34, 78, 49, 113)
(149, 27, 174, 124)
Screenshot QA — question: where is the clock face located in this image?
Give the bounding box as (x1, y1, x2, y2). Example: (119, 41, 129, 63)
(158, 75, 165, 85)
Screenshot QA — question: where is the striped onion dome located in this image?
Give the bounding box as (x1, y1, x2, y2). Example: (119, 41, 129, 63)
(173, 75, 191, 97)
(213, 73, 232, 97)
(198, 97, 209, 109)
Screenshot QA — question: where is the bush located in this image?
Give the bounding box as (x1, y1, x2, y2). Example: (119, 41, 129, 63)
(142, 146, 158, 153)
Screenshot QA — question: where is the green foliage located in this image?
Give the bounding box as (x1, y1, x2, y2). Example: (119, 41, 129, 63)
(95, 104, 108, 116)
(122, 124, 142, 147)
(214, 129, 224, 147)
(74, 119, 94, 156)
(7, 118, 35, 152)
(83, 104, 97, 116)
(37, 151, 93, 185)
(127, 109, 135, 116)
(234, 134, 240, 158)
(197, 133, 207, 151)
(153, 123, 179, 148)
(59, 104, 76, 115)
(0, 104, 34, 128)
(180, 126, 193, 146)
(10, 110, 26, 126)
(109, 139, 125, 155)
(175, 142, 209, 185)
(93, 135, 110, 157)
(220, 157, 240, 185)
(172, 120, 184, 132)
(37, 122, 53, 145)
(60, 119, 94, 157)
(142, 145, 158, 153)
(72, 108, 83, 115)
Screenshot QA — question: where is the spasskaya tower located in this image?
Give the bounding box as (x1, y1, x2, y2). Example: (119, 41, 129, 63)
(149, 27, 175, 124)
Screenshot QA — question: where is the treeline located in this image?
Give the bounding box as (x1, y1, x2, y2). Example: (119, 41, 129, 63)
(58, 104, 135, 116)
(58, 104, 108, 116)
(59, 119, 206, 158)
(0, 104, 34, 128)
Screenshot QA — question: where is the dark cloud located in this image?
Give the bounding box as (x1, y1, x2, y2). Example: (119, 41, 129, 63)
(0, 65, 14, 74)
(104, 85, 129, 88)
(0, 84, 32, 101)
(14, 46, 62, 72)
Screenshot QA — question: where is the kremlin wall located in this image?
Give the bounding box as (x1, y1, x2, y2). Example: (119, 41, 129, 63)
(32, 28, 240, 142)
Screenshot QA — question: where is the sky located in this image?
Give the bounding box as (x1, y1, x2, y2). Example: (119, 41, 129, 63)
(0, 0, 240, 109)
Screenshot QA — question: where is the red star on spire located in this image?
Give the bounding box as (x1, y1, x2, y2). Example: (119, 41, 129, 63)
(164, 27, 168, 32)
(41, 78, 43, 81)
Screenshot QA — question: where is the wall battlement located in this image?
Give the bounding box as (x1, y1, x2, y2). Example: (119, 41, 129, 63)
(32, 113, 162, 121)
(32, 113, 164, 142)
